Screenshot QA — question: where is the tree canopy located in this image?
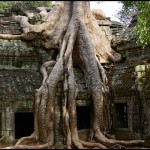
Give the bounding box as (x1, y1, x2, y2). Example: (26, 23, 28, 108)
(117, 1, 150, 46)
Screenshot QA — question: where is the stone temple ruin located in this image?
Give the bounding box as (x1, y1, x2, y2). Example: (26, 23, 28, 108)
(0, 6, 150, 147)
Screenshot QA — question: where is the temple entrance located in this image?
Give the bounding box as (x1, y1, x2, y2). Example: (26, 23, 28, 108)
(115, 103, 128, 128)
(77, 106, 91, 130)
(15, 112, 34, 139)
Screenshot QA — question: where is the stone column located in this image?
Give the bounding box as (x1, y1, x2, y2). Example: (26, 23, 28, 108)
(4, 106, 15, 143)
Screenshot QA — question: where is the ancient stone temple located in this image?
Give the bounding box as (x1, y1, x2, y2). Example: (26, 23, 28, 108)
(0, 9, 93, 145)
(109, 14, 150, 143)
(0, 7, 150, 147)
(0, 12, 42, 144)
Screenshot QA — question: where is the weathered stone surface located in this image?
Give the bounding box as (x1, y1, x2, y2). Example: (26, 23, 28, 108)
(144, 138, 150, 147)
(0, 70, 41, 105)
(97, 20, 111, 26)
(78, 129, 90, 141)
(0, 40, 41, 70)
(92, 9, 106, 20)
(0, 14, 22, 35)
(109, 39, 150, 139)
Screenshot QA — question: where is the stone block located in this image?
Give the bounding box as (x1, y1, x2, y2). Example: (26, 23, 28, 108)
(135, 65, 146, 72)
(92, 9, 106, 20)
(137, 72, 145, 78)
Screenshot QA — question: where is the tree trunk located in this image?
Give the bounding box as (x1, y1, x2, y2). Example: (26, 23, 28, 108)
(0, 1, 144, 149)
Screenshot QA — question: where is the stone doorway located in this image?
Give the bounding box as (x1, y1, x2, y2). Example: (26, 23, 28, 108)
(77, 106, 91, 130)
(15, 112, 34, 139)
(115, 103, 128, 128)
(0, 113, 2, 138)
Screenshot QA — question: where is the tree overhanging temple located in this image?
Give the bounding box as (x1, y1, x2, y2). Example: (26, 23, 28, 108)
(0, 1, 144, 149)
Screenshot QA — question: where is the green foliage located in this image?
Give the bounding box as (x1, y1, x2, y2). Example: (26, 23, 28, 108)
(0, 1, 52, 13)
(118, 1, 150, 47)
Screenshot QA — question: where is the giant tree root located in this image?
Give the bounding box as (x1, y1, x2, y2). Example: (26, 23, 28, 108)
(0, 1, 145, 149)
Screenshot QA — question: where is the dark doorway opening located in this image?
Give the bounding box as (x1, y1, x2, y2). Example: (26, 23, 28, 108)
(115, 103, 128, 128)
(15, 112, 34, 139)
(77, 106, 91, 130)
(0, 113, 1, 138)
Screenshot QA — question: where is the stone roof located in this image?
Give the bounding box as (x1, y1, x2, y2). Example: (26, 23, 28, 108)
(115, 13, 138, 44)
(97, 19, 124, 40)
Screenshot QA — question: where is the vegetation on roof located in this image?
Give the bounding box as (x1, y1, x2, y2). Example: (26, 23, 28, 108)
(117, 1, 150, 47)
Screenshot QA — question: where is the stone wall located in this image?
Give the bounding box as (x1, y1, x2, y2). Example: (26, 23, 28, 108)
(0, 13, 22, 35)
(109, 15, 150, 139)
(0, 13, 41, 143)
(0, 12, 92, 143)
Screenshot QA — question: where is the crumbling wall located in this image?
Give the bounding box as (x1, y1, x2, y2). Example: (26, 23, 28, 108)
(110, 13, 150, 140)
